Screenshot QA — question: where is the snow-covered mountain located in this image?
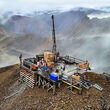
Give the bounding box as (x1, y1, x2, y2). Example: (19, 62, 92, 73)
(0, 7, 108, 25)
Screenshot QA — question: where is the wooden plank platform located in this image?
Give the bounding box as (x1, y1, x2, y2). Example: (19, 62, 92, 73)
(19, 66, 61, 94)
(62, 80, 82, 91)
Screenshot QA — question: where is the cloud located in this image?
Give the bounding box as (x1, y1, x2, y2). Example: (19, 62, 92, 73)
(0, 0, 110, 13)
(88, 13, 110, 19)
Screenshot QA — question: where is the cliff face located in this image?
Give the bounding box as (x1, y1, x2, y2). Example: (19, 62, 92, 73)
(0, 65, 110, 110)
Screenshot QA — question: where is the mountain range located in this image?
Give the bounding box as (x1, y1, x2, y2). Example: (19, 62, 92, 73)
(0, 7, 110, 73)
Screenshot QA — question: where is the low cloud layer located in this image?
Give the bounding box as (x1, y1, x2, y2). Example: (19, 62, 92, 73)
(58, 34, 110, 74)
(88, 13, 110, 19)
(0, 50, 19, 68)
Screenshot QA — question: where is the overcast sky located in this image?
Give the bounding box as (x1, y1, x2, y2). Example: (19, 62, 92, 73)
(0, 0, 110, 13)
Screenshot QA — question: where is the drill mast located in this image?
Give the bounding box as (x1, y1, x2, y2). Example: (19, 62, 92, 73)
(52, 15, 56, 54)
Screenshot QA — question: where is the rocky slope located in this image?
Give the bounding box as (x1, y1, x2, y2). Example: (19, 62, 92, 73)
(3, 10, 87, 36)
(0, 26, 51, 67)
(0, 65, 110, 110)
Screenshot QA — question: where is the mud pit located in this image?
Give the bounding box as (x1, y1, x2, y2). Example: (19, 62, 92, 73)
(0, 65, 110, 110)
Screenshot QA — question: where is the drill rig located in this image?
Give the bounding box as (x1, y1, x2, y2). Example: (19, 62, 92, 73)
(19, 15, 92, 95)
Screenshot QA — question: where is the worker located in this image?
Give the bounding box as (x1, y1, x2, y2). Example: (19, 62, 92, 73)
(42, 60, 47, 67)
(19, 53, 22, 59)
(55, 51, 60, 60)
(19, 53, 22, 67)
(56, 51, 59, 58)
(39, 59, 47, 68)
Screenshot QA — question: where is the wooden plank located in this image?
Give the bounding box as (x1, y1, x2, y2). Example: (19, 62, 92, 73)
(62, 80, 82, 91)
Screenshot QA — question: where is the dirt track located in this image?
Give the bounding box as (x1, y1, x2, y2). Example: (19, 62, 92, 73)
(0, 65, 110, 110)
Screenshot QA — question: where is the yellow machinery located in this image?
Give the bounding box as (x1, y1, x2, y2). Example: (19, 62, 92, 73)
(78, 61, 89, 70)
(44, 51, 55, 67)
(72, 74, 81, 81)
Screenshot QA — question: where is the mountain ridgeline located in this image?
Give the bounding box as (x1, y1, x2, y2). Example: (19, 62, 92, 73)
(0, 8, 110, 73)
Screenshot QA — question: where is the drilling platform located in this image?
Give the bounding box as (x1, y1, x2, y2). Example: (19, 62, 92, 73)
(18, 15, 102, 95)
